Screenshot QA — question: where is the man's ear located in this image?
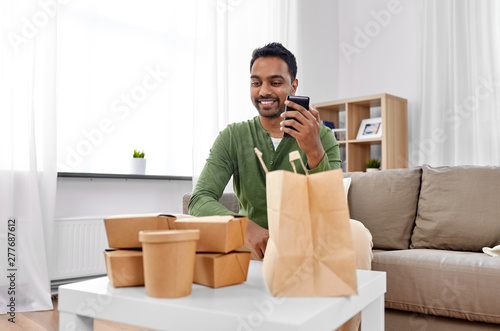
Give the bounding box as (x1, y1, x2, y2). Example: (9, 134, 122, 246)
(291, 79, 298, 95)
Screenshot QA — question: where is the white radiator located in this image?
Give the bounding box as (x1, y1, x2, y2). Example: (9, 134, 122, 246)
(51, 216, 109, 283)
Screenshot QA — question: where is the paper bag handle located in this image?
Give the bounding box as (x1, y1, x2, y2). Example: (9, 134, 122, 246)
(254, 147, 269, 173)
(254, 148, 308, 176)
(289, 151, 309, 176)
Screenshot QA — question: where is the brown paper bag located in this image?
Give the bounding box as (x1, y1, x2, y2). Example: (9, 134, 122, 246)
(255, 148, 357, 297)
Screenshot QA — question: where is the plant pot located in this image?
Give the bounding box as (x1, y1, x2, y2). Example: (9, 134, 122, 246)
(366, 168, 380, 173)
(130, 158, 146, 174)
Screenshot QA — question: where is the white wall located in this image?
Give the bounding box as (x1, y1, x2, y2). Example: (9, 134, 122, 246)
(337, 0, 419, 99)
(55, 177, 192, 219)
(297, 0, 340, 103)
(298, 0, 421, 166)
(338, 0, 420, 166)
(297, 0, 420, 105)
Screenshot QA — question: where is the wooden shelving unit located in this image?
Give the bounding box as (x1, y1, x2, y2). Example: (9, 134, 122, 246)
(314, 93, 408, 172)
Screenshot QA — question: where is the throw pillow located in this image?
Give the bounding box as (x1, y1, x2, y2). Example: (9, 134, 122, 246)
(410, 164, 500, 251)
(347, 168, 422, 250)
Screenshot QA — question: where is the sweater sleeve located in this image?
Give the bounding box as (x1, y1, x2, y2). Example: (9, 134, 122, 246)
(188, 130, 239, 217)
(308, 126, 341, 174)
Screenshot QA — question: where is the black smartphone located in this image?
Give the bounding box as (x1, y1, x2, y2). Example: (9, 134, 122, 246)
(284, 95, 310, 138)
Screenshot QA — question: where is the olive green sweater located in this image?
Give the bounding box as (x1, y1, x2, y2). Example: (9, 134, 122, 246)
(188, 116, 341, 229)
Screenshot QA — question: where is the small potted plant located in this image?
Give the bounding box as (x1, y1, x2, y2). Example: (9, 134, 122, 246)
(130, 149, 146, 174)
(366, 158, 381, 172)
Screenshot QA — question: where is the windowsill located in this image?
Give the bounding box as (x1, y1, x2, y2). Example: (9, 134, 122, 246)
(57, 172, 191, 181)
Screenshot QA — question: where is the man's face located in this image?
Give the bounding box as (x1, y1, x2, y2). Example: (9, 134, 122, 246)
(250, 57, 298, 119)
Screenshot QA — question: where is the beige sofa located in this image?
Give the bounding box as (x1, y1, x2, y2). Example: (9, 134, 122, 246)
(183, 164, 500, 330)
(346, 165, 500, 331)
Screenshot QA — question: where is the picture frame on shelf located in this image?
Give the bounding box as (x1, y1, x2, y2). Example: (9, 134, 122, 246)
(356, 117, 382, 140)
(332, 128, 346, 141)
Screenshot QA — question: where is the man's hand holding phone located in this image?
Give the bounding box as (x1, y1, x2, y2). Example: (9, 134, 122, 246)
(281, 95, 325, 169)
(283, 95, 310, 138)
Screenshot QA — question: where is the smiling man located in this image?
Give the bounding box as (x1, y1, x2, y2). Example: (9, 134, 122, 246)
(249, 50, 327, 170)
(188, 43, 372, 273)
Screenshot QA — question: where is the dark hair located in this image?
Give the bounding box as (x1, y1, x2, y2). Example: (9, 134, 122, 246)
(250, 42, 297, 81)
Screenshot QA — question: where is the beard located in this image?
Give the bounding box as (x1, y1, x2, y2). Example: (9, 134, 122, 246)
(253, 97, 285, 119)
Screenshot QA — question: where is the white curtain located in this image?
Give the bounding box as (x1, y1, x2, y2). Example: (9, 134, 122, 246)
(416, 0, 500, 166)
(192, 0, 299, 188)
(0, 0, 57, 313)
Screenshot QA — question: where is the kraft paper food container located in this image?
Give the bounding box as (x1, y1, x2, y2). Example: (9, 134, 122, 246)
(104, 213, 177, 248)
(173, 215, 248, 253)
(104, 249, 144, 287)
(139, 229, 199, 298)
(193, 251, 251, 288)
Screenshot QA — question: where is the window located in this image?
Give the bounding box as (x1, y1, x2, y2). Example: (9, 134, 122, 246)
(57, 0, 196, 176)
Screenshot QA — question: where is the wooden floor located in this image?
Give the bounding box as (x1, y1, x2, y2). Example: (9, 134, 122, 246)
(0, 296, 154, 331)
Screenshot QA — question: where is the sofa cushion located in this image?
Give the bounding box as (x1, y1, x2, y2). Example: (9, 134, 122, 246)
(372, 249, 500, 324)
(411, 165, 500, 251)
(347, 167, 421, 250)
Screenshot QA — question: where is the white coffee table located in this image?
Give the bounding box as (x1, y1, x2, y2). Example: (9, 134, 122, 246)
(59, 261, 386, 331)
